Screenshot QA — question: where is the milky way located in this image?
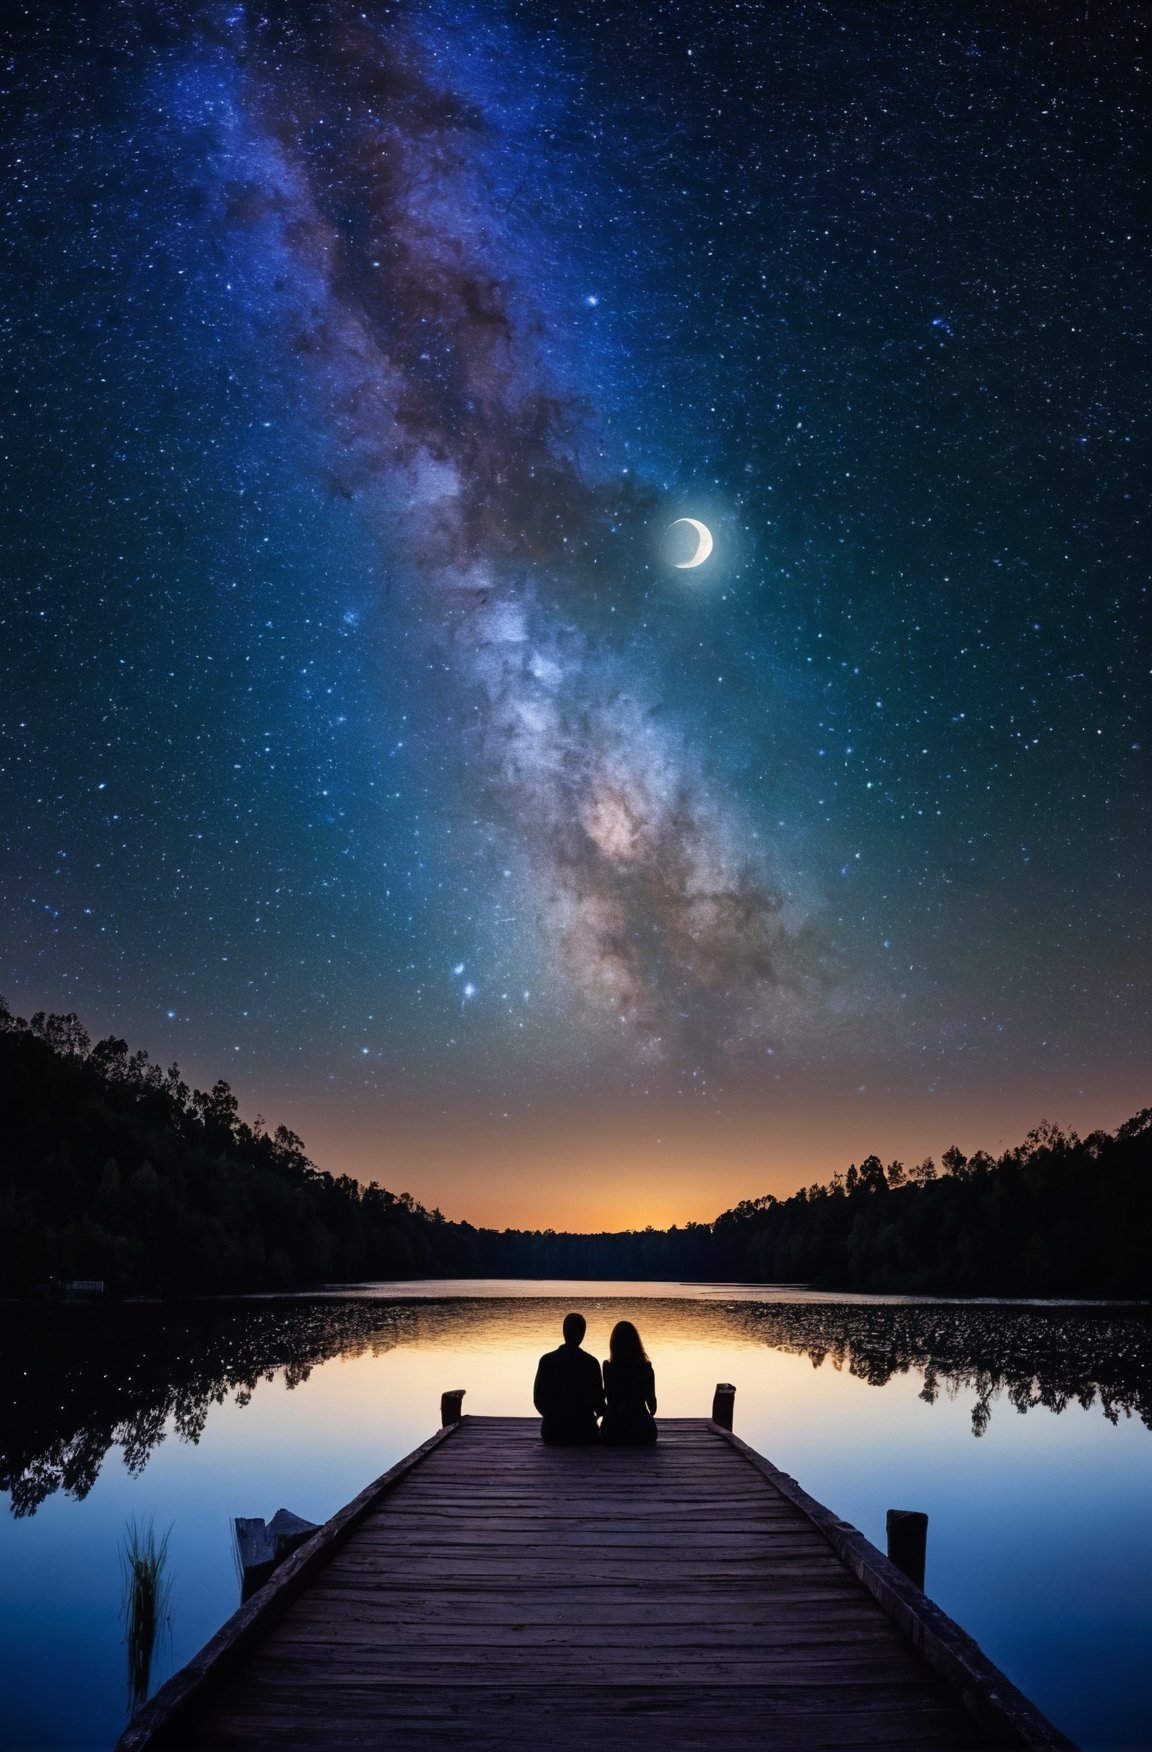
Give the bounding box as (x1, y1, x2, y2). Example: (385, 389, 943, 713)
(189, 7, 827, 1062)
(1, 0, 1148, 1217)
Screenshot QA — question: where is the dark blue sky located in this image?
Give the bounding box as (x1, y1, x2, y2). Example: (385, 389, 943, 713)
(1, 0, 1147, 1225)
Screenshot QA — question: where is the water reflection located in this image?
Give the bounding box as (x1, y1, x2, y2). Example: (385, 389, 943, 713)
(3, 1295, 1149, 1516)
(733, 1302, 1152, 1439)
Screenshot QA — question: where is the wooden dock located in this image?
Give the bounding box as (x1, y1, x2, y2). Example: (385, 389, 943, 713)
(118, 1406, 1075, 1751)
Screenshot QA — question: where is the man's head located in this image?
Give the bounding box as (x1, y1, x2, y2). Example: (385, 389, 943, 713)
(562, 1311, 586, 1346)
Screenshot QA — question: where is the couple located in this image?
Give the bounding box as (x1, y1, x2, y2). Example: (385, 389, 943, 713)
(533, 1312, 657, 1446)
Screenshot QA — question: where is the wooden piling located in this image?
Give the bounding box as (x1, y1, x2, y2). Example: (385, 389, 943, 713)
(711, 1380, 735, 1429)
(234, 1509, 319, 1601)
(440, 1387, 465, 1425)
(886, 1507, 928, 1591)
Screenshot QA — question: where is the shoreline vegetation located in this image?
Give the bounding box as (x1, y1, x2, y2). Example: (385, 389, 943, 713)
(2, 1000, 1148, 1299)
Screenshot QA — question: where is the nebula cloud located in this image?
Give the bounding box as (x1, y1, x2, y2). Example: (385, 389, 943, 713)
(188, 5, 826, 1060)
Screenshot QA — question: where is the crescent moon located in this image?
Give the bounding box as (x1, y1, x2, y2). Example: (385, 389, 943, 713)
(667, 517, 713, 569)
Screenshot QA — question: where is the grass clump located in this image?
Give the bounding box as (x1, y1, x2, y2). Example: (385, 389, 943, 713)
(120, 1518, 173, 1708)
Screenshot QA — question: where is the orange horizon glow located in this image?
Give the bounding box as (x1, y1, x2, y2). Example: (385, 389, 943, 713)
(285, 1078, 1151, 1233)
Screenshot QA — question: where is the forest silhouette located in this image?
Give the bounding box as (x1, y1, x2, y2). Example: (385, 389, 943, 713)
(2, 999, 1148, 1299)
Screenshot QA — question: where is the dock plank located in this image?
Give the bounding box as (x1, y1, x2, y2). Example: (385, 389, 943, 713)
(119, 1416, 1075, 1751)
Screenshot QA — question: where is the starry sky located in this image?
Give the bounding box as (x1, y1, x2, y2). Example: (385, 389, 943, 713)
(2, 0, 1148, 1230)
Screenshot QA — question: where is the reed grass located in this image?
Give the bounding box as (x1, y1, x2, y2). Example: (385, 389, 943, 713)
(120, 1518, 173, 1707)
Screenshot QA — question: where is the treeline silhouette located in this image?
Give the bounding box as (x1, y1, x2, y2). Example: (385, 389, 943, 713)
(5, 1298, 1148, 1515)
(2, 1000, 1149, 1297)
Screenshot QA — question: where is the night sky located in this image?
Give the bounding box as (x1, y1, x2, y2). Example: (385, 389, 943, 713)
(2, 0, 1148, 1229)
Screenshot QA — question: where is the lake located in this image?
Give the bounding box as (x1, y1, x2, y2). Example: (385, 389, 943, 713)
(2, 1284, 1150, 1751)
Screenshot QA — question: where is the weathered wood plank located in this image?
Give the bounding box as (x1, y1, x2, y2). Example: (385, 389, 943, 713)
(387, 1489, 796, 1505)
(239, 1657, 951, 1686)
(289, 1591, 873, 1619)
(248, 1649, 928, 1678)
(191, 1702, 986, 1752)
(304, 1576, 861, 1604)
(273, 1621, 904, 1649)
(322, 1555, 850, 1583)
(343, 1527, 834, 1546)
(303, 1574, 867, 1600)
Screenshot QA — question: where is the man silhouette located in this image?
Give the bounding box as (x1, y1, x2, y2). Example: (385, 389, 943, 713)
(533, 1311, 605, 1444)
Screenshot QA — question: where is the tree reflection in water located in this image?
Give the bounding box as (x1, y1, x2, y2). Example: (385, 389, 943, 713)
(727, 1302, 1152, 1439)
(2, 1297, 1149, 1516)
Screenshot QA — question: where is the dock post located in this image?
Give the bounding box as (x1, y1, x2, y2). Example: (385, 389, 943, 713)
(886, 1508, 928, 1590)
(440, 1388, 466, 1426)
(711, 1382, 736, 1430)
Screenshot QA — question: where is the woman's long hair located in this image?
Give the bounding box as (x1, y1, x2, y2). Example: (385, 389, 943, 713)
(609, 1320, 649, 1366)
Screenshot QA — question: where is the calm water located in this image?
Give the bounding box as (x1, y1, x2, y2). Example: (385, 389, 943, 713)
(2, 1284, 1150, 1751)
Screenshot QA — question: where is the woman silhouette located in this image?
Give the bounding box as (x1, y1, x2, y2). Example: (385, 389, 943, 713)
(601, 1319, 658, 1445)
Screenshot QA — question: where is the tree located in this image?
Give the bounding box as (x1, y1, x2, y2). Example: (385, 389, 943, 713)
(858, 1155, 887, 1193)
